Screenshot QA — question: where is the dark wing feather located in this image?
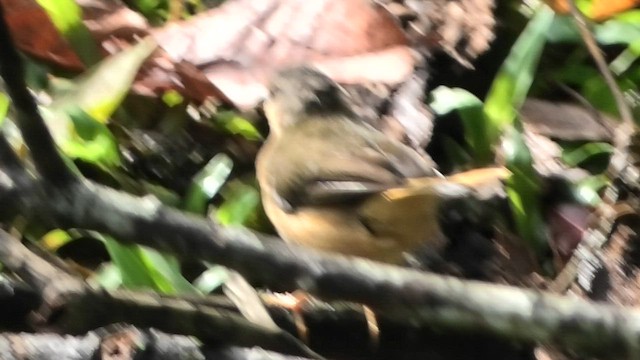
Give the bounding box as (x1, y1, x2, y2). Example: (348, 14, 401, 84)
(262, 117, 436, 210)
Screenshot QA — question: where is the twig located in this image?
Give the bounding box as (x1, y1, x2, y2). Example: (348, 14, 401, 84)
(565, 0, 634, 160)
(549, 0, 637, 293)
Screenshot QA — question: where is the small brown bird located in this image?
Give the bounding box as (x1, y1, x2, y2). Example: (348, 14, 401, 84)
(256, 67, 507, 264)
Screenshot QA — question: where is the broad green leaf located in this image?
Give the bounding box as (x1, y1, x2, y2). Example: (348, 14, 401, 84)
(133, 0, 168, 23)
(59, 108, 121, 167)
(215, 111, 263, 141)
(193, 264, 228, 293)
(594, 16, 640, 45)
(483, 6, 552, 253)
(574, 174, 608, 205)
(104, 237, 198, 294)
(546, 16, 580, 43)
(484, 6, 554, 142)
(51, 39, 157, 123)
(91, 263, 123, 290)
(40, 229, 73, 251)
(561, 142, 613, 166)
(141, 249, 199, 294)
(0, 93, 8, 126)
(215, 181, 261, 226)
(441, 136, 473, 168)
(548, 11, 640, 45)
(104, 239, 166, 291)
(611, 40, 640, 75)
(162, 89, 184, 107)
(430, 86, 484, 114)
(581, 76, 621, 115)
(502, 126, 547, 253)
(183, 154, 234, 214)
(429, 86, 491, 164)
(35, 0, 101, 66)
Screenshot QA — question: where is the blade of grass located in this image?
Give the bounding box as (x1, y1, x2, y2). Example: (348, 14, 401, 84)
(484, 6, 555, 141)
(484, 6, 554, 252)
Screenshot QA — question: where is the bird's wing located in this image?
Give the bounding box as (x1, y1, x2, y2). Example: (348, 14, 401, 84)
(358, 167, 510, 249)
(260, 119, 437, 210)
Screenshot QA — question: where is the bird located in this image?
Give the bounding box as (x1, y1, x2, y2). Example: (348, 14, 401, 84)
(256, 66, 508, 264)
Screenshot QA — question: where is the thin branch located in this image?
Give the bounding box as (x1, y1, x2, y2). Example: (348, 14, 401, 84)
(566, 0, 635, 171)
(0, 4, 76, 186)
(549, 0, 637, 293)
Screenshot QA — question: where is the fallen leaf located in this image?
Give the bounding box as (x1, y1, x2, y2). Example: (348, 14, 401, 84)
(0, 0, 84, 71)
(78, 0, 150, 43)
(151, 0, 414, 109)
(378, 0, 496, 65)
(521, 98, 614, 142)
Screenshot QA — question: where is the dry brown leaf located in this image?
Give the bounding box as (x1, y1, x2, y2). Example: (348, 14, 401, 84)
(516, 98, 614, 177)
(378, 0, 496, 66)
(151, 0, 415, 109)
(521, 98, 614, 142)
(0, 0, 85, 72)
(78, 0, 149, 43)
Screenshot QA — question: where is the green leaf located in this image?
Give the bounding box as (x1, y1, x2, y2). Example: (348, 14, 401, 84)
(0, 93, 9, 126)
(214, 111, 263, 141)
(429, 86, 491, 164)
(441, 136, 473, 168)
(35, 0, 101, 66)
(183, 154, 234, 214)
(91, 263, 123, 290)
(482, 6, 552, 253)
(51, 39, 157, 123)
(59, 108, 121, 167)
(573, 174, 608, 205)
(430, 86, 484, 114)
(547, 16, 580, 43)
(193, 264, 228, 293)
(611, 40, 640, 75)
(548, 11, 640, 45)
(581, 76, 620, 115)
(215, 181, 261, 226)
(162, 89, 184, 107)
(502, 125, 547, 253)
(561, 142, 614, 167)
(40, 229, 73, 251)
(484, 6, 554, 142)
(594, 16, 640, 45)
(103, 237, 198, 294)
